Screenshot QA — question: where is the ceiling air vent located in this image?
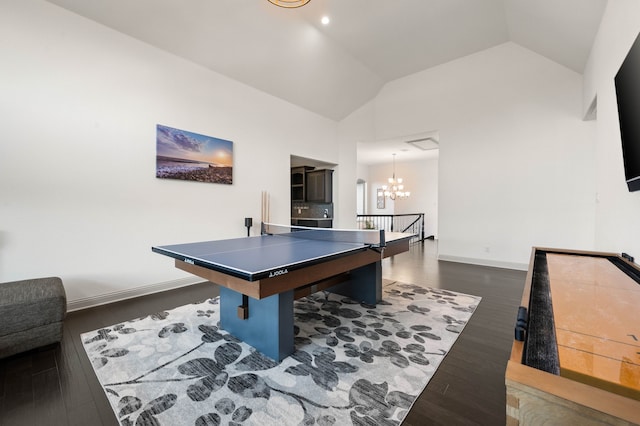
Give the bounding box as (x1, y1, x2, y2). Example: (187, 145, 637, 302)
(405, 137, 439, 151)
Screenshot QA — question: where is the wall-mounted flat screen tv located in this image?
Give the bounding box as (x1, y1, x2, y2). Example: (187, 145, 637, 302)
(614, 32, 640, 192)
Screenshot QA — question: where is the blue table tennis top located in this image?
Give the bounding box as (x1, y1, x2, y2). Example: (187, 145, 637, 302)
(152, 234, 370, 281)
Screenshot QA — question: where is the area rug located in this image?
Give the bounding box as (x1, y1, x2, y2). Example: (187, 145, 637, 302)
(81, 282, 480, 426)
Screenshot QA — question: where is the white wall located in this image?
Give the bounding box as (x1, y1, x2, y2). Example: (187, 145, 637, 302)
(363, 158, 438, 239)
(337, 101, 376, 229)
(372, 43, 597, 270)
(0, 0, 339, 308)
(395, 158, 439, 239)
(366, 163, 396, 216)
(3, 1, 636, 309)
(583, 1, 640, 258)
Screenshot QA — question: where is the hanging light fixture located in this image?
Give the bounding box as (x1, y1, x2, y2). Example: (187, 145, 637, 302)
(267, 0, 311, 8)
(378, 154, 410, 200)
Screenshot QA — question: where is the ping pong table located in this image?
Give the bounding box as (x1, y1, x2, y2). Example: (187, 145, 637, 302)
(152, 223, 413, 361)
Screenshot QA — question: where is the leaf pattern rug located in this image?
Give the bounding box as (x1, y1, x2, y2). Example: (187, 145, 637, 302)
(81, 282, 480, 426)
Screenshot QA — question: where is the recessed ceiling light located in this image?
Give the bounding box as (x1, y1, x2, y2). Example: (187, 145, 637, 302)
(321, 16, 330, 25)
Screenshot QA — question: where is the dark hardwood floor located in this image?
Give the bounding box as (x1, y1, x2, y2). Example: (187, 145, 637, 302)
(0, 240, 525, 425)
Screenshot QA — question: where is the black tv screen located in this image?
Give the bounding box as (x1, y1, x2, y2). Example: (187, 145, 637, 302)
(614, 32, 640, 192)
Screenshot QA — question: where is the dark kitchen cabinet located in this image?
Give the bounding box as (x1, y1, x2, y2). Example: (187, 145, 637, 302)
(291, 166, 313, 202)
(306, 169, 333, 203)
(291, 218, 333, 228)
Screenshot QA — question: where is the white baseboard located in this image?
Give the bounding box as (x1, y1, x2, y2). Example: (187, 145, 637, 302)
(437, 254, 528, 271)
(66, 277, 203, 312)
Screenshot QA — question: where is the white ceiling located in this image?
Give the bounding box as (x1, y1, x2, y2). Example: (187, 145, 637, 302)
(45, 0, 607, 164)
(357, 132, 441, 165)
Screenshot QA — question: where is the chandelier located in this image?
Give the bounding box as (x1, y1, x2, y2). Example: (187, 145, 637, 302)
(267, 0, 311, 8)
(379, 154, 410, 200)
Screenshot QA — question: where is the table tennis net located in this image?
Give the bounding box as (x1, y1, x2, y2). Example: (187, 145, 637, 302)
(262, 223, 384, 246)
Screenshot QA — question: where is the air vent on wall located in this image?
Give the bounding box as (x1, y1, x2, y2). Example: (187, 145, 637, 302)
(405, 137, 439, 151)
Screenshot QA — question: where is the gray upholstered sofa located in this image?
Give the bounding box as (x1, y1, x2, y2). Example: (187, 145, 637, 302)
(0, 277, 67, 359)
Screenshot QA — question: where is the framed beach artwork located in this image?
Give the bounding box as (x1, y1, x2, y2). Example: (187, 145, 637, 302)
(156, 124, 233, 184)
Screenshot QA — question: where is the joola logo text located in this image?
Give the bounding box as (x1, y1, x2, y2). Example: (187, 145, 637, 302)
(269, 269, 288, 278)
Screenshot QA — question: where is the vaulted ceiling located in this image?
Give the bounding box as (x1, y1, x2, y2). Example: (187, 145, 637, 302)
(45, 0, 607, 124)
